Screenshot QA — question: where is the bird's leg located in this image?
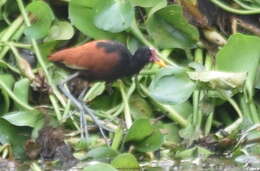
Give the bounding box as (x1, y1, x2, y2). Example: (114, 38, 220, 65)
(58, 72, 88, 139)
(78, 88, 109, 145)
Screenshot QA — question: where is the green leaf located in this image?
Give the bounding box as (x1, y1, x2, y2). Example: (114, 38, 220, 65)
(149, 67, 195, 105)
(216, 33, 260, 97)
(86, 146, 119, 162)
(0, 119, 28, 159)
(175, 146, 213, 159)
(126, 36, 142, 54)
(0, 0, 6, 7)
(146, 5, 199, 49)
(84, 82, 106, 102)
(83, 163, 118, 171)
(130, 0, 164, 7)
(147, 0, 167, 19)
(69, 0, 124, 40)
(135, 129, 164, 152)
(161, 123, 181, 144)
(2, 110, 43, 127)
(188, 71, 247, 90)
(0, 74, 15, 114)
(129, 94, 153, 119)
(46, 21, 74, 41)
(125, 119, 154, 142)
(25, 1, 55, 39)
(111, 153, 140, 169)
(13, 78, 30, 110)
(94, 0, 134, 33)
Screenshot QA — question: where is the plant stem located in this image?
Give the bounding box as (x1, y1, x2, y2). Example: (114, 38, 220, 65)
(0, 16, 23, 42)
(119, 80, 132, 129)
(0, 41, 32, 49)
(0, 16, 24, 59)
(210, 0, 260, 14)
(16, 0, 66, 111)
(239, 95, 252, 120)
(193, 49, 203, 126)
(140, 84, 189, 127)
(218, 90, 243, 118)
(205, 112, 214, 135)
(249, 101, 260, 123)
(0, 60, 20, 74)
(0, 79, 34, 111)
(130, 17, 176, 67)
(111, 128, 123, 150)
(215, 118, 243, 138)
(233, 0, 258, 10)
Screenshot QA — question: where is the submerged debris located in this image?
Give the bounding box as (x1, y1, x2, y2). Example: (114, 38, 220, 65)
(25, 127, 78, 169)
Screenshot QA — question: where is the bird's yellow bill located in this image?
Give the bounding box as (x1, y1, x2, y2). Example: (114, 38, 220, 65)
(155, 59, 167, 67)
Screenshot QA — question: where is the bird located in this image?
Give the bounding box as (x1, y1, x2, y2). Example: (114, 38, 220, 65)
(48, 40, 166, 142)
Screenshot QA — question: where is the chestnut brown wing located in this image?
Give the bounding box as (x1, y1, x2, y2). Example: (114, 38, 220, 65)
(48, 40, 120, 74)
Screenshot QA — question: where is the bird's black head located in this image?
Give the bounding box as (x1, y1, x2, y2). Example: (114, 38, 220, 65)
(126, 47, 153, 76)
(129, 47, 165, 74)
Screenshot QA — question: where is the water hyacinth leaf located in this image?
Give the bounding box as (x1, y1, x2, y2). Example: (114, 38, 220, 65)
(2, 110, 42, 127)
(0, 74, 15, 114)
(0, 119, 28, 159)
(216, 33, 260, 97)
(147, 0, 167, 19)
(188, 71, 247, 90)
(94, 0, 134, 33)
(135, 129, 164, 152)
(129, 94, 153, 119)
(86, 146, 119, 162)
(125, 119, 154, 142)
(127, 36, 142, 54)
(46, 21, 74, 41)
(111, 153, 140, 169)
(24, 1, 55, 39)
(130, 0, 163, 7)
(146, 5, 199, 49)
(175, 146, 213, 159)
(0, 0, 6, 19)
(84, 82, 106, 102)
(172, 101, 193, 118)
(69, 0, 124, 40)
(149, 67, 195, 105)
(255, 66, 260, 89)
(13, 78, 29, 110)
(0, 0, 6, 7)
(83, 163, 118, 171)
(161, 123, 181, 144)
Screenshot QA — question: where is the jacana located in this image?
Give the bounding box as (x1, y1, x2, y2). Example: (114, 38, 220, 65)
(49, 40, 166, 142)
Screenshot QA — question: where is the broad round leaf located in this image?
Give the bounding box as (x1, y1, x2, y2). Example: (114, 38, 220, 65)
(149, 67, 195, 104)
(216, 33, 260, 97)
(0, 74, 15, 114)
(86, 146, 119, 162)
(0, 119, 28, 159)
(94, 0, 134, 33)
(83, 163, 118, 171)
(2, 110, 43, 127)
(84, 82, 106, 102)
(129, 94, 153, 119)
(69, 0, 124, 40)
(46, 21, 74, 40)
(13, 78, 29, 110)
(146, 5, 199, 49)
(25, 1, 55, 39)
(111, 153, 140, 169)
(130, 0, 163, 7)
(125, 119, 154, 142)
(135, 129, 164, 152)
